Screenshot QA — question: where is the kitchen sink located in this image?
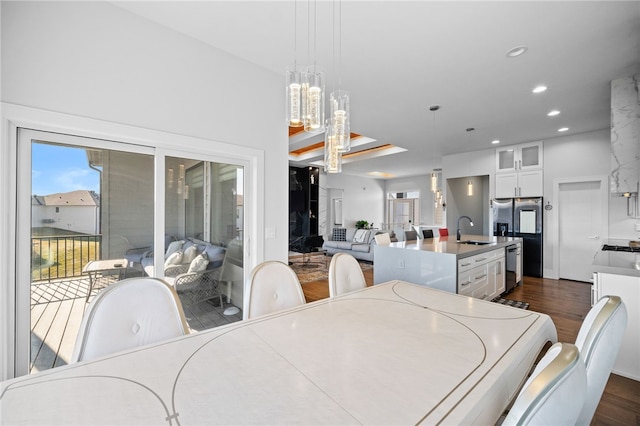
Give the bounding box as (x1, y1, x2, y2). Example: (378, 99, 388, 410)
(458, 240, 493, 245)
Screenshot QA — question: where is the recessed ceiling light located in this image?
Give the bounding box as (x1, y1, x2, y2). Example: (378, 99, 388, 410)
(547, 110, 560, 117)
(506, 45, 528, 58)
(491, 140, 500, 145)
(532, 85, 547, 93)
(558, 127, 569, 132)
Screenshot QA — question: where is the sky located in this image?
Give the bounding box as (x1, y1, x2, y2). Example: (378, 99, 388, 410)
(31, 143, 100, 196)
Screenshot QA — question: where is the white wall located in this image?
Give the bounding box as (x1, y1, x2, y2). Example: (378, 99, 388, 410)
(542, 129, 611, 276)
(446, 176, 490, 236)
(321, 173, 385, 234)
(32, 205, 99, 236)
(385, 175, 437, 226)
(1, 1, 286, 379)
(2, 1, 287, 257)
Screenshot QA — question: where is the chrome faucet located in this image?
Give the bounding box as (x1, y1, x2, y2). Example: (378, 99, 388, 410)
(456, 216, 474, 241)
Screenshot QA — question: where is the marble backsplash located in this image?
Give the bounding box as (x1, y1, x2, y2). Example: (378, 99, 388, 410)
(610, 74, 640, 195)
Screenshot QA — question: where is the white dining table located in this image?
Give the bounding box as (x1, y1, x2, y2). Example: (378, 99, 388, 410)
(0, 280, 557, 425)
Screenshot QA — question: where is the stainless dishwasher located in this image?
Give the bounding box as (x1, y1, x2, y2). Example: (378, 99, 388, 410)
(505, 244, 519, 293)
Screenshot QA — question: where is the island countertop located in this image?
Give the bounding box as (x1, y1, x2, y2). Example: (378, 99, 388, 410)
(374, 235, 522, 294)
(387, 235, 522, 259)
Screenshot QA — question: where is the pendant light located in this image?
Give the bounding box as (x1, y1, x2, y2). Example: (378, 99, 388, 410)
(286, 1, 303, 127)
(431, 168, 441, 193)
(303, 66, 324, 132)
(324, 118, 342, 173)
(329, 0, 350, 152)
(429, 106, 441, 193)
(467, 180, 474, 196)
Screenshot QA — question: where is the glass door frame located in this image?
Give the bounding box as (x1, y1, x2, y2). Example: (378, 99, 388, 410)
(3, 105, 263, 379)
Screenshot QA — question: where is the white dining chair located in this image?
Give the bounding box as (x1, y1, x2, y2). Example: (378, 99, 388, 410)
(243, 261, 306, 320)
(574, 295, 628, 425)
(502, 342, 587, 426)
(374, 233, 391, 245)
(71, 277, 189, 363)
(328, 253, 366, 297)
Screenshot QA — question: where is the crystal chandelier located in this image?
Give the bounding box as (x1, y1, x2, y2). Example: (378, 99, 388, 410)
(286, 0, 325, 133)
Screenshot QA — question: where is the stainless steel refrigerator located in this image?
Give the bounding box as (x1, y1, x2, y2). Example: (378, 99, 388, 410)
(491, 197, 543, 278)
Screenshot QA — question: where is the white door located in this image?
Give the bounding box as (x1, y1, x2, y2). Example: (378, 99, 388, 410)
(558, 180, 604, 282)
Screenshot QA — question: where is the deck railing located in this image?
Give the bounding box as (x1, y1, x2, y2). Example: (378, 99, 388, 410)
(31, 234, 101, 282)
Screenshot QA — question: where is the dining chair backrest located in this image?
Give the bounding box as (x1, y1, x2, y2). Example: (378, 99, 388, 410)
(574, 295, 628, 425)
(244, 261, 305, 320)
(374, 233, 391, 245)
(422, 229, 434, 239)
(404, 230, 418, 241)
(328, 253, 366, 297)
(502, 342, 587, 426)
(438, 228, 449, 237)
(71, 278, 189, 363)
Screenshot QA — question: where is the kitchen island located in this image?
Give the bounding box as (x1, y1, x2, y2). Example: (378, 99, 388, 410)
(374, 235, 522, 301)
(592, 240, 640, 380)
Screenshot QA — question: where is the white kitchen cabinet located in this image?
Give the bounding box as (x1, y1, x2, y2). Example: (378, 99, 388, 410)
(488, 253, 506, 297)
(496, 141, 543, 172)
(495, 169, 543, 198)
(458, 248, 505, 300)
(593, 272, 640, 381)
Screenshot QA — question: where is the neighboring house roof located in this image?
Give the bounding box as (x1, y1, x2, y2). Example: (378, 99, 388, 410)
(32, 195, 46, 206)
(34, 190, 100, 207)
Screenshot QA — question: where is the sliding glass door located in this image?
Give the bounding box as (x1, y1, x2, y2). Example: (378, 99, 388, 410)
(16, 129, 246, 376)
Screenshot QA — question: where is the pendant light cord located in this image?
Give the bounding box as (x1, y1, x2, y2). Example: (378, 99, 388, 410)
(338, 0, 342, 91)
(293, 0, 297, 71)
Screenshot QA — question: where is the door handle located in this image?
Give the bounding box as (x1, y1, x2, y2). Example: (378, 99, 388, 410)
(587, 235, 600, 240)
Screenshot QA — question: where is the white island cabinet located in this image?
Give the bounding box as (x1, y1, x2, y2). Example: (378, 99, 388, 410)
(374, 235, 516, 301)
(458, 249, 505, 300)
(592, 249, 640, 380)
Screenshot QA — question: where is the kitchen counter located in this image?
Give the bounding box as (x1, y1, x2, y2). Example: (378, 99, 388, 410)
(592, 239, 640, 278)
(592, 251, 640, 277)
(374, 235, 522, 295)
(387, 235, 520, 258)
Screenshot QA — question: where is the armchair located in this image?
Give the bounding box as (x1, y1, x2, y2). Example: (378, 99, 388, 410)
(164, 262, 225, 308)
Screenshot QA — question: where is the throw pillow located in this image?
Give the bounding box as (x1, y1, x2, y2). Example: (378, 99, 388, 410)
(188, 253, 209, 273)
(165, 240, 184, 260)
(332, 228, 347, 241)
(164, 250, 183, 268)
(183, 245, 199, 264)
(353, 229, 369, 243)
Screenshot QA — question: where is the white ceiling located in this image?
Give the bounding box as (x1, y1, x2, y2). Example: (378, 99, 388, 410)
(113, 1, 640, 179)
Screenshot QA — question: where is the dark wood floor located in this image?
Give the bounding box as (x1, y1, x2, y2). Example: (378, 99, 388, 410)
(300, 270, 640, 426)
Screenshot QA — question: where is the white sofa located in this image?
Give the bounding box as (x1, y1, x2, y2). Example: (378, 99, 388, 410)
(322, 228, 380, 262)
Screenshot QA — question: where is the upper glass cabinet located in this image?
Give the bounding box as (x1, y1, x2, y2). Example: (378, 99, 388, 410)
(496, 141, 543, 172)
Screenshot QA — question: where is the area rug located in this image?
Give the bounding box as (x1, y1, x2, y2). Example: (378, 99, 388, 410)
(290, 254, 373, 284)
(491, 297, 529, 310)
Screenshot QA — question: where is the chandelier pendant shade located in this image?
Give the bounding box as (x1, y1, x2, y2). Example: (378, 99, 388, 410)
(324, 118, 342, 173)
(286, 68, 303, 127)
(303, 67, 325, 132)
(330, 89, 350, 152)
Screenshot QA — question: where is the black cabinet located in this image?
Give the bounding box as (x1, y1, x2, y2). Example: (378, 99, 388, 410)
(289, 166, 319, 238)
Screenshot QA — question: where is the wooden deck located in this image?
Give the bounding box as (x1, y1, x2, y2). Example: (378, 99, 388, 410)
(30, 276, 242, 374)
